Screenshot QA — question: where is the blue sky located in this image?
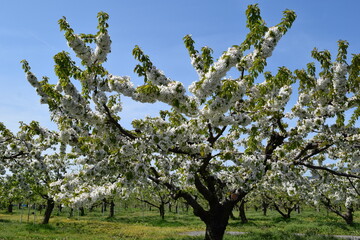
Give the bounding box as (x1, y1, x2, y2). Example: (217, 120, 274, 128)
(0, 0, 359, 132)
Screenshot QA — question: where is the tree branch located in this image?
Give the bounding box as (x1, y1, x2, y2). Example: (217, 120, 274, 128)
(194, 173, 218, 206)
(148, 169, 208, 221)
(207, 124, 226, 146)
(2, 151, 25, 160)
(296, 162, 360, 179)
(347, 177, 360, 196)
(102, 104, 137, 140)
(136, 198, 159, 209)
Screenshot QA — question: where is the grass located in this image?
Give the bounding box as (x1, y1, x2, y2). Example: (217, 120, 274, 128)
(0, 205, 359, 239)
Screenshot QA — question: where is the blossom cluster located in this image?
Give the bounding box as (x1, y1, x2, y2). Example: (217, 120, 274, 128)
(238, 27, 282, 70)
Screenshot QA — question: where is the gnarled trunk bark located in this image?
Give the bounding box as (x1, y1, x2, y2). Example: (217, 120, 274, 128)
(204, 205, 233, 240)
(42, 198, 55, 224)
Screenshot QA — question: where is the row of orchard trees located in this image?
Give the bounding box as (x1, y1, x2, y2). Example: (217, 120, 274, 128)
(0, 139, 358, 226)
(0, 4, 359, 240)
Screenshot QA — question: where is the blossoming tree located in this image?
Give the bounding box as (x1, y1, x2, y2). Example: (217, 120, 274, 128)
(0, 121, 70, 224)
(20, 4, 360, 240)
(0, 174, 26, 213)
(309, 152, 360, 225)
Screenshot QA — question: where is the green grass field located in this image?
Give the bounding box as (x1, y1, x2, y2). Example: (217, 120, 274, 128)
(0, 205, 359, 239)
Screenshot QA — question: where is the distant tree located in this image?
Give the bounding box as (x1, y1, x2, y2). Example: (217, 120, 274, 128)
(0, 121, 71, 224)
(135, 183, 172, 220)
(0, 175, 25, 213)
(310, 169, 359, 225)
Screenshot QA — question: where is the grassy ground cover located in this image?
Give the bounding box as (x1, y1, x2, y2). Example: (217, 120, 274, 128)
(0, 205, 359, 239)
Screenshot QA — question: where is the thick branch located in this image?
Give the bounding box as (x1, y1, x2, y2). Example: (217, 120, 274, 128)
(294, 142, 331, 161)
(167, 146, 193, 155)
(263, 132, 286, 173)
(194, 173, 218, 206)
(136, 198, 160, 209)
(102, 104, 137, 140)
(2, 151, 25, 160)
(347, 177, 360, 196)
(148, 170, 208, 221)
(296, 162, 360, 179)
(207, 124, 226, 146)
(276, 117, 287, 136)
(321, 195, 344, 217)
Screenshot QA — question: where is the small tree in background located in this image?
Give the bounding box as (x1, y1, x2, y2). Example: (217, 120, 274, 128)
(0, 121, 71, 224)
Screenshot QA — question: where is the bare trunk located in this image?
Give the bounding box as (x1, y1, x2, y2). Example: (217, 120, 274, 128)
(42, 199, 55, 224)
(159, 203, 165, 220)
(168, 202, 172, 212)
(262, 200, 269, 216)
(109, 200, 115, 218)
(239, 200, 248, 223)
(321, 198, 354, 225)
(79, 207, 85, 216)
(69, 208, 74, 218)
(7, 203, 13, 213)
(204, 205, 232, 240)
(273, 203, 293, 219)
(343, 207, 354, 225)
(102, 199, 107, 212)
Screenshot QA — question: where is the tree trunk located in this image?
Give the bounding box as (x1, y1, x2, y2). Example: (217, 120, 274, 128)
(239, 200, 248, 223)
(168, 202, 172, 212)
(7, 203, 13, 213)
(159, 203, 165, 220)
(273, 203, 292, 219)
(204, 206, 232, 240)
(69, 208, 74, 218)
(79, 207, 85, 216)
(42, 199, 55, 224)
(262, 200, 268, 216)
(102, 198, 107, 212)
(321, 198, 353, 225)
(335, 207, 354, 225)
(343, 207, 354, 225)
(109, 200, 115, 218)
(89, 204, 94, 212)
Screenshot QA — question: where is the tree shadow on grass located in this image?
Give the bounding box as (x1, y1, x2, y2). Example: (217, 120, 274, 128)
(105, 214, 201, 227)
(25, 223, 55, 232)
(228, 220, 258, 228)
(318, 221, 360, 231)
